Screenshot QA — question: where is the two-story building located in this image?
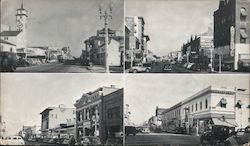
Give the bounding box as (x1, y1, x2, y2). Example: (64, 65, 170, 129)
(74, 85, 120, 143)
(161, 86, 250, 135)
(40, 104, 76, 138)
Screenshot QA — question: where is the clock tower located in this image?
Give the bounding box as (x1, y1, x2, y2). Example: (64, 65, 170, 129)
(16, 1, 28, 49)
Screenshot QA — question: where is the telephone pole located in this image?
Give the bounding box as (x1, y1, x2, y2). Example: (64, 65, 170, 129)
(99, 4, 112, 73)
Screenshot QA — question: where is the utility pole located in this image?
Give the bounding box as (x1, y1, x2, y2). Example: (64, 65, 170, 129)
(99, 4, 112, 73)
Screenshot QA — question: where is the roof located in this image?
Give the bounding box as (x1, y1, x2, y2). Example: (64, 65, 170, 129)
(0, 39, 16, 46)
(40, 107, 56, 114)
(0, 31, 21, 36)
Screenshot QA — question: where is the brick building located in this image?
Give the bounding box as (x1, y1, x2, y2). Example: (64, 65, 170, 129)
(214, 0, 250, 71)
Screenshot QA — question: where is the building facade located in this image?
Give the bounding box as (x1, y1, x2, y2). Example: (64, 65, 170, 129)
(0, 2, 28, 50)
(214, 0, 250, 71)
(100, 88, 123, 144)
(162, 86, 250, 135)
(74, 85, 120, 143)
(40, 105, 76, 138)
(161, 102, 182, 132)
(82, 29, 123, 67)
(125, 16, 150, 69)
(181, 27, 213, 69)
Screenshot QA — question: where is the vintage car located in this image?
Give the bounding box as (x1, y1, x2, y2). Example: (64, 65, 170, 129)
(225, 125, 250, 146)
(129, 63, 151, 73)
(125, 126, 137, 136)
(200, 125, 231, 145)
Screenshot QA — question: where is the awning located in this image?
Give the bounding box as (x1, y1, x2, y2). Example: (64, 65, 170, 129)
(212, 118, 238, 127)
(220, 98, 227, 104)
(240, 8, 248, 16)
(240, 29, 248, 38)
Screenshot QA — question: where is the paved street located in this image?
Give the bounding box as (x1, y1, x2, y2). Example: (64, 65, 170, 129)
(125, 133, 200, 146)
(150, 62, 194, 73)
(25, 141, 56, 145)
(15, 62, 123, 73)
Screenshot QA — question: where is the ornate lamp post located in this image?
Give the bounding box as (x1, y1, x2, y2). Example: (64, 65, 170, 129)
(99, 4, 112, 73)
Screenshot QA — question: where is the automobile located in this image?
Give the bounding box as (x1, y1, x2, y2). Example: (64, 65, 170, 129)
(238, 59, 250, 72)
(225, 125, 250, 146)
(175, 127, 186, 134)
(125, 126, 137, 136)
(64, 59, 77, 65)
(2, 135, 25, 145)
(79, 136, 101, 145)
(129, 63, 151, 73)
(0, 52, 17, 72)
(163, 64, 172, 72)
(200, 125, 231, 146)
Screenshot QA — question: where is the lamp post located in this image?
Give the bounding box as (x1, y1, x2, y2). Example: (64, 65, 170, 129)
(99, 4, 112, 73)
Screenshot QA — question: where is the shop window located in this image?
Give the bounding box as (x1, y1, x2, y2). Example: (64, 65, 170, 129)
(220, 98, 227, 108)
(240, 7, 247, 21)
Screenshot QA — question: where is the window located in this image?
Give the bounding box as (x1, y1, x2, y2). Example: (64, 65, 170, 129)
(205, 99, 208, 109)
(220, 98, 227, 108)
(195, 103, 198, 111)
(200, 101, 203, 110)
(240, 7, 247, 21)
(0, 45, 3, 52)
(236, 100, 243, 109)
(10, 48, 13, 52)
(107, 106, 120, 119)
(192, 105, 193, 112)
(240, 28, 247, 44)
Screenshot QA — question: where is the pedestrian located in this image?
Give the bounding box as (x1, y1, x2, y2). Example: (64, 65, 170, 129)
(68, 135, 75, 146)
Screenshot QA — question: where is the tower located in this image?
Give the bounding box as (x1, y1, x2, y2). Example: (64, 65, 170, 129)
(16, 1, 28, 48)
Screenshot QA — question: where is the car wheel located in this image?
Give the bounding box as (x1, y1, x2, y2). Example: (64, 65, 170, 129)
(133, 70, 138, 73)
(145, 68, 150, 73)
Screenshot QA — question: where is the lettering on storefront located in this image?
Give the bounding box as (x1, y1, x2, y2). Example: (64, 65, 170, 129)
(230, 26, 235, 57)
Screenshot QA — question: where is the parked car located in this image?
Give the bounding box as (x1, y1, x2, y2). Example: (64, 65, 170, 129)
(1, 135, 25, 145)
(163, 64, 172, 72)
(125, 126, 137, 136)
(200, 125, 231, 146)
(175, 127, 186, 134)
(238, 59, 250, 72)
(129, 63, 151, 73)
(0, 52, 17, 72)
(78, 136, 101, 145)
(225, 125, 250, 146)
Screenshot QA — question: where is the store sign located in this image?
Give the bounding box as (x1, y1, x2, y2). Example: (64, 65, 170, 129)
(230, 26, 235, 57)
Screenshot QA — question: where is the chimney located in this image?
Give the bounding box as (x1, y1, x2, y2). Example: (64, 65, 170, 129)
(110, 85, 115, 88)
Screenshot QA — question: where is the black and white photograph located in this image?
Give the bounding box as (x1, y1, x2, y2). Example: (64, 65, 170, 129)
(124, 74, 250, 145)
(125, 0, 250, 73)
(0, 74, 124, 145)
(0, 0, 250, 146)
(0, 0, 124, 73)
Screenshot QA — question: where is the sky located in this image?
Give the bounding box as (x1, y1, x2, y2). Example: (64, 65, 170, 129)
(125, 0, 219, 56)
(124, 74, 250, 126)
(1, 0, 124, 57)
(0, 74, 124, 135)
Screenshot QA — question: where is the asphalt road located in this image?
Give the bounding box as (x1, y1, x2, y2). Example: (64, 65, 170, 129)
(25, 141, 56, 145)
(125, 133, 200, 146)
(150, 62, 195, 73)
(15, 62, 122, 73)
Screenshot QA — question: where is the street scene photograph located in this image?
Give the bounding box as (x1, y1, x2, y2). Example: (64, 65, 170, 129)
(0, 0, 124, 73)
(0, 74, 124, 145)
(125, 0, 250, 73)
(124, 74, 250, 145)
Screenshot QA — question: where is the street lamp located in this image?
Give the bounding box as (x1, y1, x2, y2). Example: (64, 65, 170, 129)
(99, 4, 112, 73)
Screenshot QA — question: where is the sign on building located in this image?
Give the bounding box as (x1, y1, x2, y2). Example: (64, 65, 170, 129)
(230, 26, 235, 57)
